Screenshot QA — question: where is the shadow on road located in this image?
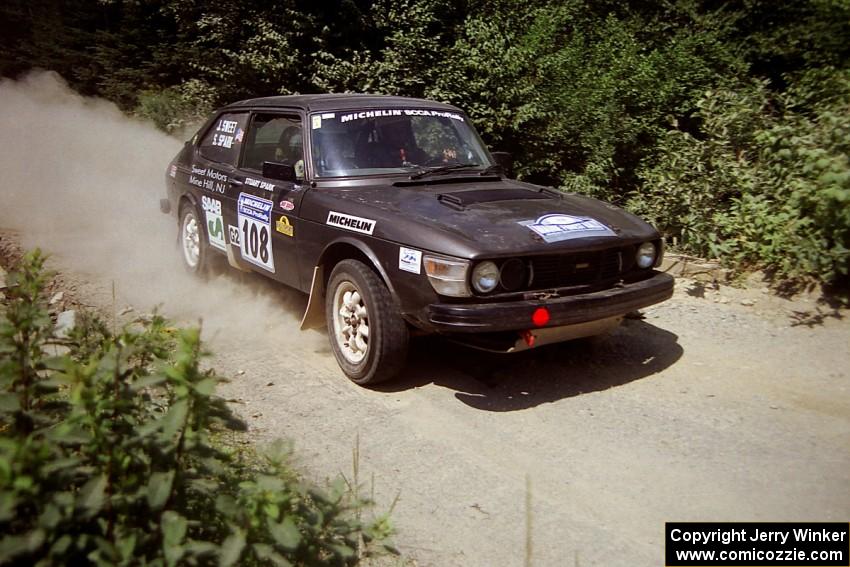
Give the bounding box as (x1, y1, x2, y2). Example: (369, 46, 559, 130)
(208, 265, 683, 410)
(378, 319, 683, 411)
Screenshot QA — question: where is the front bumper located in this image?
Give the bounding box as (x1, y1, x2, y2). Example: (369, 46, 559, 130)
(426, 271, 674, 333)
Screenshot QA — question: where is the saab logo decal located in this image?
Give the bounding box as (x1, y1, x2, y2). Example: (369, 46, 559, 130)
(279, 199, 295, 211)
(228, 224, 240, 247)
(519, 214, 615, 243)
(201, 196, 225, 251)
(326, 211, 376, 235)
(237, 193, 275, 273)
(399, 247, 422, 274)
(275, 216, 294, 237)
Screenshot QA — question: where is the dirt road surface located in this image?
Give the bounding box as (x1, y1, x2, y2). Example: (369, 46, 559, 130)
(215, 278, 849, 567)
(4, 231, 848, 567)
(1, 73, 848, 567)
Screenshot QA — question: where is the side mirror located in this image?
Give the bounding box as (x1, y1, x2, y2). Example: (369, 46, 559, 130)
(491, 151, 513, 174)
(262, 161, 296, 182)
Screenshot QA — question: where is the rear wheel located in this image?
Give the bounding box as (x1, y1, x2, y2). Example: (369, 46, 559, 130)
(179, 204, 208, 275)
(325, 259, 409, 385)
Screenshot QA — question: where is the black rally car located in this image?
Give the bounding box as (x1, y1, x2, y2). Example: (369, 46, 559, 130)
(161, 94, 674, 384)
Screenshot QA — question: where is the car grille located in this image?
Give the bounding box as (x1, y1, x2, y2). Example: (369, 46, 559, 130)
(528, 248, 628, 290)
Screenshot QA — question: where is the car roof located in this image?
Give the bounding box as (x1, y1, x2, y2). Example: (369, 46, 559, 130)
(222, 93, 462, 113)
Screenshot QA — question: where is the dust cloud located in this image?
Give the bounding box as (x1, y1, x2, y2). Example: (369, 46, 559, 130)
(0, 71, 323, 349)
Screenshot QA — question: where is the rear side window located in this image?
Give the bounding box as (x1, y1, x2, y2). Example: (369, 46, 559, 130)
(199, 112, 249, 165)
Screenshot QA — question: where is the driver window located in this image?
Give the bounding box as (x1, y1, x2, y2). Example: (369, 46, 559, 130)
(411, 116, 483, 164)
(242, 114, 304, 179)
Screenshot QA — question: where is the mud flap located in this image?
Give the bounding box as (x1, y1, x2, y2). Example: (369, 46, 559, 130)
(300, 266, 326, 330)
(225, 244, 251, 272)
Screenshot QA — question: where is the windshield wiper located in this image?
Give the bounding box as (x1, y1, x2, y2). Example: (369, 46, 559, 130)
(478, 164, 503, 176)
(409, 163, 481, 180)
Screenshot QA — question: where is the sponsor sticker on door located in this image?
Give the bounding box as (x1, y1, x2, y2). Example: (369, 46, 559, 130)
(237, 193, 275, 272)
(275, 216, 294, 237)
(201, 195, 226, 251)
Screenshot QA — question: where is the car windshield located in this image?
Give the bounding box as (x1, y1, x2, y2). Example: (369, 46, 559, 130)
(309, 109, 493, 178)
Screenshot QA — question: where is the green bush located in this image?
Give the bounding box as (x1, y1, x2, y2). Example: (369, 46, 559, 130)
(631, 69, 850, 284)
(0, 250, 394, 566)
(134, 84, 214, 136)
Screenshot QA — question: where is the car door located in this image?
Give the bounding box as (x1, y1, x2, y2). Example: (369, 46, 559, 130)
(232, 111, 307, 289)
(192, 111, 250, 259)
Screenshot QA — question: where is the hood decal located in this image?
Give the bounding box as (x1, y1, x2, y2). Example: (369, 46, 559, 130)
(519, 214, 616, 243)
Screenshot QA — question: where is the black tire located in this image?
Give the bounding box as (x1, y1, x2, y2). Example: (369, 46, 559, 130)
(325, 259, 409, 385)
(178, 203, 209, 276)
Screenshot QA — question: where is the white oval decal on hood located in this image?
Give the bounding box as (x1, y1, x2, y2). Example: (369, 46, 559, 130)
(519, 214, 615, 243)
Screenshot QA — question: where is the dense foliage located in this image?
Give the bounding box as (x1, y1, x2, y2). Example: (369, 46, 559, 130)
(1, 0, 848, 284)
(633, 70, 850, 283)
(0, 251, 393, 566)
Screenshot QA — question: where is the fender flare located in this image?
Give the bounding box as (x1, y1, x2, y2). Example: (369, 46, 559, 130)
(177, 191, 201, 218)
(300, 237, 398, 330)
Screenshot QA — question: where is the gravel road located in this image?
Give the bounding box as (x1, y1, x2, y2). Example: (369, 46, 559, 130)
(4, 232, 847, 567)
(212, 277, 849, 567)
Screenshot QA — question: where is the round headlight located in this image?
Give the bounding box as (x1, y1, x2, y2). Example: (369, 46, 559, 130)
(635, 242, 656, 269)
(472, 261, 500, 293)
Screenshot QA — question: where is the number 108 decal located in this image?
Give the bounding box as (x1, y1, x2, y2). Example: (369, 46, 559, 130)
(237, 193, 275, 273)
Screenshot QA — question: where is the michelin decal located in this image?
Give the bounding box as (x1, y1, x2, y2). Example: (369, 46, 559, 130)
(339, 109, 464, 124)
(326, 211, 376, 235)
(519, 214, 616, 243)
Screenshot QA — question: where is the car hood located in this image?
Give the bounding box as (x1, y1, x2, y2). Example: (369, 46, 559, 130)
(302, 177, 659, 258)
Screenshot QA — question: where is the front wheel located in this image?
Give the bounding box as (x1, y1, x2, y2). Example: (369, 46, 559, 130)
(325, 260, 409, 385)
